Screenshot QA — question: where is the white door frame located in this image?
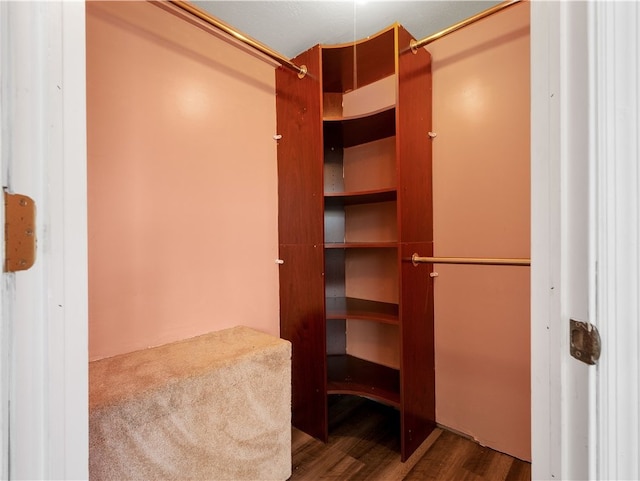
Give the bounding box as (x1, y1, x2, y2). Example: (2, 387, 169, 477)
(531, 2, 591, 477)
(532, 1, 597, 479)
(532, 1, 640, 480)
(0, 1, 88, 479)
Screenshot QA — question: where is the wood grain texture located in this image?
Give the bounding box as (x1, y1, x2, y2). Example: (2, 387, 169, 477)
(396, 24, 436, 461)
(278, 244, 327, 441)
(276, 46, 324, 246)
(276, 47, 327, 441)
(279, 25, 436, 458)
(396, 26, 433, 243)
(325, 297, 399, 324)
(327, 355, 400, 406)
(338, 107, 396, 148)
(399, 241, 435, 460)
(405, 429, 532, 481)
(322, 27, 396, 93)
(289, 396, 531, 481)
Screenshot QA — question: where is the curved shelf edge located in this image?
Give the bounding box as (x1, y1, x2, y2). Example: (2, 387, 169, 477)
(320, 23, 400, 51)
(322, 24, 398, 93)
(326, 388, 400, 409)
(323, 105, 396, 123)
(323, 108, 395, 148)
(326, 297, 399, 325)
(324, 188, 397, 206)
(327, 354, 400, 408)
(324, 242, 397, 249)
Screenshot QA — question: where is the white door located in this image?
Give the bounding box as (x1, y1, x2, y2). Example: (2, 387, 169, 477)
(531, 2, 592, 479)
(590, 2, 640, 480)
(0, 2, 88, 479)
(531, 1, 640, 480)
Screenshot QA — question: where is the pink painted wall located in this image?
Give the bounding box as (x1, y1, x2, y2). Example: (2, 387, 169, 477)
(86, 2, 279, 361)
(428, 3, 531, 461)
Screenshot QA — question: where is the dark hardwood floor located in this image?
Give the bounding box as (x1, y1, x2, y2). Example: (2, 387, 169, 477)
(290, 395, 531, 481)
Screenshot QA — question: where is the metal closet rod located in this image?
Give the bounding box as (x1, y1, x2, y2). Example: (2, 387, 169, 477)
(411, 254, 530, 267)
(169, 0, 521, 78)
(410, 0, 522, 51)
(168, 1, 308, 78)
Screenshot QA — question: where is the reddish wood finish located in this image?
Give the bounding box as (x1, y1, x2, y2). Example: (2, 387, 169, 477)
(276, 47, 324, 246)
(325, 297, 399, 325)
(324, 188, 397, 206)
(327, 354, 400, 406)
(324, 242, 397, 249)
(322, 27, 396, 93)
(399, 242, 436, 461)
(278, 244, 328, 441)
(277, 25, 434, 461)
(396, 26, 436, 461)
(325, 108, 396, 148)
(397, 26, 433, 243)
(276, 47, 328, 441)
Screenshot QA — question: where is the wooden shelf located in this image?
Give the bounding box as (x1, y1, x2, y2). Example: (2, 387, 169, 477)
(323, 105, 396, 122)
(324, 188, 396, 206)
(323, 107, 395, 148)
(327, 354, 400, 407)
(321, 27, 396, 94)
(324, 242, 397, 249)
(326, 297, 399, 324)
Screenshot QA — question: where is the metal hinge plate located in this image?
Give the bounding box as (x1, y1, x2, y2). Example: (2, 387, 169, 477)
(570, 318, 601, 365)
(4, 191, 37, 272)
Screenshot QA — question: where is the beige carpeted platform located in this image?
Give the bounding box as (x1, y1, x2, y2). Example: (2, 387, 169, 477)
(89, 326, 292, 481)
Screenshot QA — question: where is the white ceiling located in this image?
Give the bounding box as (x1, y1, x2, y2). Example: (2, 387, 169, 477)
(192, 1, 501, 59)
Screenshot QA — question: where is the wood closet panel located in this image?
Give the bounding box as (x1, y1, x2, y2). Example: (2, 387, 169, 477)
(277, 25, 435, 461)
(396, 25, 435, 459)
(276, 46, 327, 441)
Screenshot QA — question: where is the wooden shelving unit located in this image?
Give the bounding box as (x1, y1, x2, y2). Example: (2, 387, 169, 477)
(276, 24, 435, 461)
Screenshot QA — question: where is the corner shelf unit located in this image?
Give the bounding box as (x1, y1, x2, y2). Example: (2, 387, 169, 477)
(276, 24, 435, 462)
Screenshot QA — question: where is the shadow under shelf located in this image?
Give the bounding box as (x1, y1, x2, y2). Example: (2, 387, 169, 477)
(324, 188, 396, 206)
(326, 296, 399, 325)
(324, 242, 397, 249)
(327, 354, 400, 407)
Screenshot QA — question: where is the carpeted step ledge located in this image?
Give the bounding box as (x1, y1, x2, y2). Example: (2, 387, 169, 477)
(89, 326, 292, 481)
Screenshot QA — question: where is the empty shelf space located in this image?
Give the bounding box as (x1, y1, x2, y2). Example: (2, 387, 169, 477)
(323, 105, 396, 122)
(327, 354, 400, 407)
(324, 242, 397, 249)
(321, 27, 396, 94)
(323, 108, 395, 148)
(324, 188, 397, 206)
(326, 297, 399, 324)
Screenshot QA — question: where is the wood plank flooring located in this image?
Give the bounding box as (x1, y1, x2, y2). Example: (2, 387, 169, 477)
(290, 395, 531, 481)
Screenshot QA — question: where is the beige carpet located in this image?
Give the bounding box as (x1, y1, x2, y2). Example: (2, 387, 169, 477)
(89, 326, 292, 481)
